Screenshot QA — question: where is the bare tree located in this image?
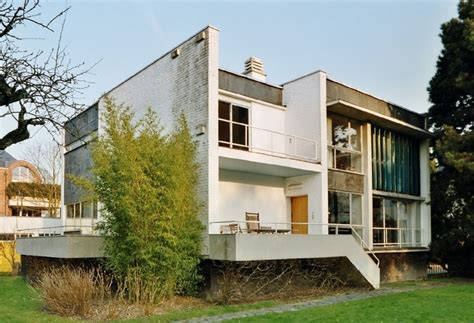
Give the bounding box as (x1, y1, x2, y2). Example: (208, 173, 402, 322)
(0, 0, 93, 150)
(23, 140, 61, 217)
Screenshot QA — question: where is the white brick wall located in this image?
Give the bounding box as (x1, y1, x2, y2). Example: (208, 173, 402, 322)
(98, 26, 220, 255)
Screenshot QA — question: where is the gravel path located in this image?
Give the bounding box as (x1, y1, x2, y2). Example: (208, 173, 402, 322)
(176, 285, 437, 322)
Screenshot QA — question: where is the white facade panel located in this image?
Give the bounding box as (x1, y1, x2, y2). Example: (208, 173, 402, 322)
(214, 170, 287, 233)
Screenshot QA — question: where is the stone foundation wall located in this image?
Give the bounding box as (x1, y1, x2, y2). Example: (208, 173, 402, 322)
(378, 251, 428, 283)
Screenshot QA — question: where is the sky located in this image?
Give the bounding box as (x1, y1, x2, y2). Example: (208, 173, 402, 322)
(0, 0, 459, 159)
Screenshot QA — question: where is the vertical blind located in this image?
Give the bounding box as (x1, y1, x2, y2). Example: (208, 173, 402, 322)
(372, 127, 420, 195)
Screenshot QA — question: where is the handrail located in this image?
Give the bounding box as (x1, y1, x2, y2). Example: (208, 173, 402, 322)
(218, 118, 319, 162)
(350, 224, 380, 267)
(373, 227, 424, 248)
(210, 220, 379, 267)
(327, 144, 362, 155)
(219, 118, 317, 143)
(16, 224, 100, 237)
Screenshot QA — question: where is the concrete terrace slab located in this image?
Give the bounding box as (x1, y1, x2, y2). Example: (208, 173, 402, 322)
(16, 235, 104, 259)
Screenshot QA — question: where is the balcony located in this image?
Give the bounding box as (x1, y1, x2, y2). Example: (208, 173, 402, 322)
(0, 216, 62, 235)
(218, 119, 320, 177)
(208, 220, 380, 289)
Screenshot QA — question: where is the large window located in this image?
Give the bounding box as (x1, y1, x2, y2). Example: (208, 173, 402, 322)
(10, 206, 42, 217)
(12, 166, 34, 183)
(328, 191, 363, 237)
(372, 127, 420, 195)
(218, 101, 249, 150)
(66, 201, 98, 219)
(327, 115, 362, 173)
(373, 196, 421, 247)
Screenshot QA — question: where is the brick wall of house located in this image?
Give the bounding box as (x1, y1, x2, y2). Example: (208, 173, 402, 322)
(0, 161, 42, 217)
(99, 26, 220, 254)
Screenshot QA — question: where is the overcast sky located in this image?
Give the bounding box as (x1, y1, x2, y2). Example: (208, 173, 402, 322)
(1, 0, 458, 159)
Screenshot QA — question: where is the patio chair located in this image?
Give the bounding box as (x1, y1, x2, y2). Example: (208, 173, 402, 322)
(220, 223, 242, 234)
(245, 212, 273, 233)
(245, 212, 260, 233)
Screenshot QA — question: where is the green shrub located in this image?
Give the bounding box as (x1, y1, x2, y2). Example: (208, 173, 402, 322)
(92, 97, 203, 302)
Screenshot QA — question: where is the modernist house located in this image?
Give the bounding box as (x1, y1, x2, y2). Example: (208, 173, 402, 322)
(17, 26, 431, 288)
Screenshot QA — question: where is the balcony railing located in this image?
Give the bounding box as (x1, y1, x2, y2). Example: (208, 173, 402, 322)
(218, 119, 319, 162)
(16, 225, 100, 237)
(373, 227, 424, 248)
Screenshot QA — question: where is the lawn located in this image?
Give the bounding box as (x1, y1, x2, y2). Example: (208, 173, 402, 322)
(0, 275, 280, 322)
(0, 275, 472, 322)
(235, 283, 474, 322)
(0, 276, 65, 323)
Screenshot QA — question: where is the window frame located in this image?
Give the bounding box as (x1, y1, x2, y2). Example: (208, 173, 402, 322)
(218, 100, 250, 150)
(372, 196, 422, 247)
(11, 166, 35, 183)
(327, 115, 363, 174)
(328, 190, 364, 238)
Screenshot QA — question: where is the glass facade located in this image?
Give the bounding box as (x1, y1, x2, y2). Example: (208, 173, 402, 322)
(372, 196, 421, 247)
(372, 127, 420, 195)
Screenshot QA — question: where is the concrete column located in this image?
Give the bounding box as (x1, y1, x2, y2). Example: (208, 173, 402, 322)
(419, 139, 431, 247)
(318, 71, 328, 234)
(363, 123, 373, 248)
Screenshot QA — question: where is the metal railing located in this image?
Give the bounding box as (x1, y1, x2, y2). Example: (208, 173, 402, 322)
(16, 225, 100, 237)
(218, 119, 319, 162)
(373, 227, 424, 248)
(210, 220, 379, 267)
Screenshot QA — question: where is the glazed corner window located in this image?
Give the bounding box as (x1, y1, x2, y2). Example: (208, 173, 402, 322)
(327, 115, 362, 173)
(12, 166, 34, 183)
(372, 197, 422, 247)
(218, 100, 249, 150)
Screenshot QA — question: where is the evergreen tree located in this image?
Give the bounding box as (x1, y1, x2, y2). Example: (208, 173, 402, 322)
(427, 0, 473, 131)
(428, 0, 474, 276)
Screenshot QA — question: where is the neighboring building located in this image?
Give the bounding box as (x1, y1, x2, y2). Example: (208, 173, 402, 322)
(17, 26, 431, 287)
(0, 150, 62, 240)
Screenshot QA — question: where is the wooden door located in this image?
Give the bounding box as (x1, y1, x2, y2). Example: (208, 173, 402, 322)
(291, 196, 308, 234)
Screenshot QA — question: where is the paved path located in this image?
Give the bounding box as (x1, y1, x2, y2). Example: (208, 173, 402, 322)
(176, 285, 437, 322)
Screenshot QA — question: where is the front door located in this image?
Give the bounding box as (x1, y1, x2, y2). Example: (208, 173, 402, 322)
(291, 196, 308, 234)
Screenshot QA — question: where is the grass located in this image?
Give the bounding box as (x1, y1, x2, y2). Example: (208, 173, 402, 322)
(0, 276, 67, 323)
(0, 275, 472, 322)
(234, 283, 474, 322)
(0, 275, 279, 322)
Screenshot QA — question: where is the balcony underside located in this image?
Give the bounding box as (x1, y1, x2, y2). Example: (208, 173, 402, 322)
(219, 147, 321, 177)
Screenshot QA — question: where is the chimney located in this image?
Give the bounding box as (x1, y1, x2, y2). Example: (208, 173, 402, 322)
(243, 57, 266, 82)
